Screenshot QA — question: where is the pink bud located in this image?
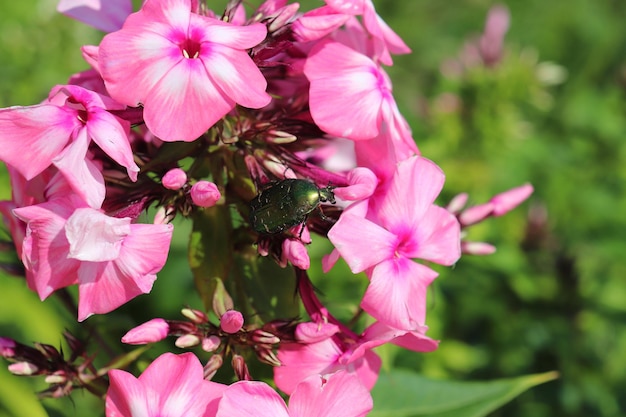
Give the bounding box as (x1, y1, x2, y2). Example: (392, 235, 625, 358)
(175, 334, 201, 348)
(162, 168, 187, 190)
(190, 181, 221, 207)
(0, 337, 16, 357)
(220, 310, 244, 334)
(201, 335, 221, 352)
(121, 318, 169, 345)
(8, 362, 38, 376)
(45, 373, 68, 384)
(181, 308, 208, 324)
(490, 183, 534, 216)
(461, 241, 497, 256)
(203, 354, 223, 380)
(458, 202, 494, 227)
(446, 193, 469, 214)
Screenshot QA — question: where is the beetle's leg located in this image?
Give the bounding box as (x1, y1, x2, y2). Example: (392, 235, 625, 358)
(317, 206, 337, 224)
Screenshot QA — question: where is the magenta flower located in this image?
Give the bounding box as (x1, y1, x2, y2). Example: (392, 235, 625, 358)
(328, 156, 461, 329)
(106, 352, 226, 417)
(217, 371, 372, 417)
(13, 196, 173, 321)
(98, 0, 272, 142)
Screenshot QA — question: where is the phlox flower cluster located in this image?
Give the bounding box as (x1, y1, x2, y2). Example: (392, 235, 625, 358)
(0, 0, 533, 415)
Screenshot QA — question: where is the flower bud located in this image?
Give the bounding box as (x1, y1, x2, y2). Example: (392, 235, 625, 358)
(162, 168, 187, 190)
(250, 329, 280, 345)
(121, 318, 169, 345)
(175, 334, 201, 349)
(203, 354, 223, 380)
(446, 193, 469, 214)
(181, 308, 208, 324)
(256, 347, 281, 367)
(190, 181, 221, 207)
(201, 335, 221, 353)
(458, 202, 494, 227)
(8, 362, 38, 376)
(461, 241, 497, 256)
(220, 310, 244, 334)
(0, 337, 16, 357)
(45, 372, 68, 384)
(490, 183, 534, 216)
(231, 354, 251, 381)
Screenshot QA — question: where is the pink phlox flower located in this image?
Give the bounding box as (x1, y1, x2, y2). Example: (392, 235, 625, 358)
(106, 352, 226, 417)
(324, 0, 410, 65)
(274, 321, 381, 395)
(304, 41, 418, 158)
(360, 321, 439, 354)
(13, 197, 174, 321)
(220, 371, 372, 417)
(98, 0, 272, 142)
(328, 156, 461, 329)
(57, 0, 133, 33)
(0, 84, 139, 208)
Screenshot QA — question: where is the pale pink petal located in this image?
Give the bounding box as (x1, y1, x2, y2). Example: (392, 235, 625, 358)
(327, 214, 396, 273)
(52, 130, 106, 208)
(275, 339, 341, 395)
(57, 0, 132, 32)
(217, 381, 289, 417)
(143, 59, 233, 141)
(305, 41, 385, 140)
(295, 322, 339, 343)
(106, 368, 150, 417)
(140, 352, 226, 417)
(289, 371, 373, 417)
(77, 261, 148, 321)
(99, 27, 182, 107)
(201, 19, 267, 49)
(116, 223, 174, 282)
(459, 202, 494, 226)
(410, 205, 461, 266)
(65, 208, 130, 262)
(86, 109, 139, 181)
(202, 43, 271, 109)
(0, 105, 76, 180)
(292, 6, 351, 42)
(362, 258, 438, 329)
(377, 156, 445, 231)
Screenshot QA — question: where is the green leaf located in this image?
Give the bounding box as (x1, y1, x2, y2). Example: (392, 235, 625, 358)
(370, 369, 558, 417)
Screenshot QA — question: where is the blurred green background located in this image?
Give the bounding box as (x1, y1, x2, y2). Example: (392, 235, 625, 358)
(1, 0, 625, 416)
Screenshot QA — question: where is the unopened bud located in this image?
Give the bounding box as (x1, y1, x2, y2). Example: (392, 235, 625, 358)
(181, 308, 208, 324)
(251, 330, 280, 345)
(201, 336, 221, 352)
(45, 372, 68, 384)
(121, 318, 169, 345)
(162, 168, 187, 190)
(461, 241, 497, 256)
(203, 354, 224, 380)
(446, 193, 469, 214)
(190, 181, 221, 207)
(8, 362, 38, 376)
(458, 202, 494, 227)
(231, 354, 251, 381)
(0, 337, 16, 357)
(220, 310, 244, 334)
(490, 183, 534, 216)
(175, 334, 201, 349)
(267, 130, 297, 144)
(256, 347, 281, 367)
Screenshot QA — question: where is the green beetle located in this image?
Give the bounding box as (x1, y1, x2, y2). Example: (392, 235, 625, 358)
(249, 179, 336, 235)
